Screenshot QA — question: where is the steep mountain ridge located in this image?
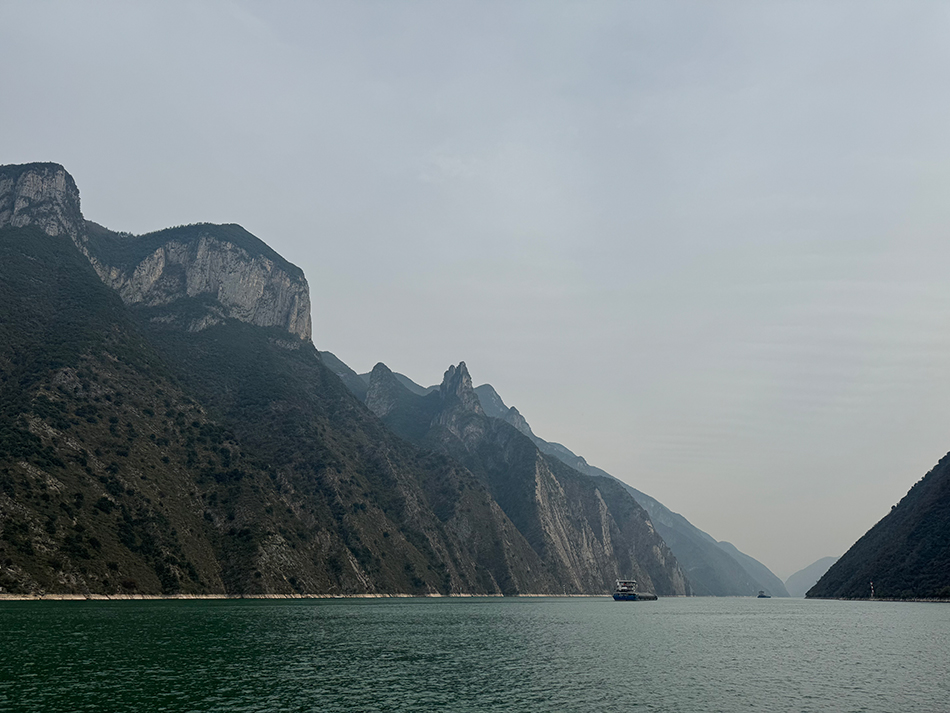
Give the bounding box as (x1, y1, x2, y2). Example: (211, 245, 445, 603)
(361, 369, 435, 396)
(471, 383, 789, 596)
(0, 162, 590, 595)
(365, 362, 690, 595)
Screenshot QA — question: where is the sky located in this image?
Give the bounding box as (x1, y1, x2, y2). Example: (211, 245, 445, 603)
(4, 1, 950, 579)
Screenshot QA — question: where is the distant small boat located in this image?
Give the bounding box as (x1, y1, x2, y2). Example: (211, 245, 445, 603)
(757, 590, 771, 598)
(612, 579, 658, 601)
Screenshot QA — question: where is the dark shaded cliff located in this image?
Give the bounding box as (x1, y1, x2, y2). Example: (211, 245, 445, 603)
(809, 453, 950, 599)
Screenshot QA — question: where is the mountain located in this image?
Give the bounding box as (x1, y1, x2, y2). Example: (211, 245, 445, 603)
(785, 556, 838, 598)
(361, 369, 435, 396)
(319, 350, 368, 401)
(714, 541, 790, 597)
(472, 383, 789, 596)
(364, 362, 690, 595)
(0, 162, 84, 244)
(0, 161, 636, 596)
(809, 452, 950, 599)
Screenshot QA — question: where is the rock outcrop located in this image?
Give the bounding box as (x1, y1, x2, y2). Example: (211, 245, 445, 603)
(365, 362, 405, 418)
(0, 163, 84, 244)
(96, 226, 312, 340)
(0, 163, 312, 341)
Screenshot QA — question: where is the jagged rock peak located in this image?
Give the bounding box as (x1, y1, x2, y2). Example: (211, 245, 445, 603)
(439, 362, 484, 415)
(0, 163, 84, 243)
(365, 362, 401, 418)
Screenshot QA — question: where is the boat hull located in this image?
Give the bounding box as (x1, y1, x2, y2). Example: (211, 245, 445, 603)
(612, 592, 658, 601)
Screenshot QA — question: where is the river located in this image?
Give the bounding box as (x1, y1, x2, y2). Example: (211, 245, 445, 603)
(1, 596, 948, 712)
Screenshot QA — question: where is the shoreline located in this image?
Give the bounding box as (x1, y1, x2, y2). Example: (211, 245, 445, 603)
(808, 596, 950, 604)
(0, 592, 609, 601)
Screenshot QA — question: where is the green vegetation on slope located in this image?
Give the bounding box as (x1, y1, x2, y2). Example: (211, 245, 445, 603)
(84, 221, 304, 278)
(808, 454, 950, 599)
(0, 225, 542, 595)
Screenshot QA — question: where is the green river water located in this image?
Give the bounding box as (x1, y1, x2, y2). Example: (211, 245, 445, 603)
(1, 596, 948, 712)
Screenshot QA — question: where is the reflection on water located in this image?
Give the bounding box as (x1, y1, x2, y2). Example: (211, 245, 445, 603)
(1, 597, 948, 712)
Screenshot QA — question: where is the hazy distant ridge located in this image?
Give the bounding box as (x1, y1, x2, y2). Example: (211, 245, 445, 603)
(785, 557, 838, 598)
(469, 385, 790, 596)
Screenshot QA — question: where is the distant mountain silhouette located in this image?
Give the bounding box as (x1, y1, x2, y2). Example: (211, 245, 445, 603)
(785, 557, 838, 598)
(468, 385, 789, 596)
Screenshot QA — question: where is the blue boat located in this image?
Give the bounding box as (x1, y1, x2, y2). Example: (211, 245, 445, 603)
(612, 579, 658, 601)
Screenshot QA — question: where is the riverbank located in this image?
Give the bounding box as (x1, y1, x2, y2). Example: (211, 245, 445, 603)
(0, 592, 610, 601)
(808, 596, 950, 604)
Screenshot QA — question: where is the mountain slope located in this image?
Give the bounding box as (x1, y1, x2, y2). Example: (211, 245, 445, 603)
(809, 453, 950, 599)
(715, 541, 790, 597)
(785, 556, 838, 598)
(472, 383, 788, 596)
(0, 224, 240, 594)
(365, 362, 690, 595)
(318, 351, 368, 401)
(0, 162, 594, 596)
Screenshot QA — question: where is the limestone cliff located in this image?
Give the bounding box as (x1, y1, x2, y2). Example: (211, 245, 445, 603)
(0, 163, 84, 244)
(0, 163, 312, 341)
(94, 224, 312, 340)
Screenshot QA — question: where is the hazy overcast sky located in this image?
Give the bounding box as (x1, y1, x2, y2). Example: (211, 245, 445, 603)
(5, 1, 950, 578)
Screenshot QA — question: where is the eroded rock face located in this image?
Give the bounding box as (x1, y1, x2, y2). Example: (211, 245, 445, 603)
(0, 163, 84, 243)
(437, 362, 483, 416)
(101, 234, 312, 340)
(365, 363, 401, 418)
(371, 361, 691, 595)
(0, 163, 312, 342)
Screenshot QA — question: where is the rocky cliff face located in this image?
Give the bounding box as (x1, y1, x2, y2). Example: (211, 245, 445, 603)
(365, 362, 405, 418)
(366, 361, 690, 595)
(438, 363, 484, 417)
(0, 163, 311, 341)
(473, 379, 791, 597)
(97, 227, 312, 339)
(0, 163, 84, 244)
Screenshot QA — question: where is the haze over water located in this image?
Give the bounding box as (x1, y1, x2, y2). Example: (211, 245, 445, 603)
(2, 597, 948, 712)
